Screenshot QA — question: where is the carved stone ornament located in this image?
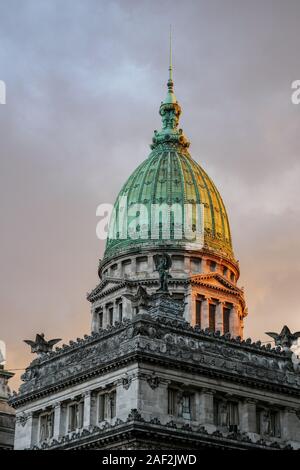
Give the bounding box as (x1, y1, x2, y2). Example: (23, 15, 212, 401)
(24, 333, 61, 356)
(124, 286, 153, 312)
(266, 326, 300, 351)
(122, 374, 132, 390)
(146, 372, 160, 390)
(17, 412, 30, 427)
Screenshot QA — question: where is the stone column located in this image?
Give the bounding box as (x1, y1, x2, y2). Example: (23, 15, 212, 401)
(114, 300, 119, 325)
(53, 402, 62, 439)
(184, 286, 193, 323)
(201, 297, 210, 330)
(281, 408, 298, 441)
(229, 305, 240, 338)
(240, 399, 257, 433)
(123, 295, 132, 320)
(215, 301, 224, 334)
(198, 388, 215, 428)
(104, 304, 108, 329)
(31, 413, 39, 447)
(59, 402, 68, 436)
(83, 391, 92, 428)
(91, 309, 99, 334)
(190, 293, 197, 325)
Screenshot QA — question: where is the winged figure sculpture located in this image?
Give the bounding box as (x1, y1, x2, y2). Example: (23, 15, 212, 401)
(124, 285, 152, 311)
(24, 333, 61, 355)
(266, 325, 300, 350)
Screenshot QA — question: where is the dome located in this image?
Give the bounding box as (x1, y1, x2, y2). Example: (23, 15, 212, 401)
(104, 67, 234, 263)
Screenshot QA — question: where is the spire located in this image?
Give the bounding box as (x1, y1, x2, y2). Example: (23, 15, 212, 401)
(165, 25, 176, 104)
(168, 25, 173, 85)
(150, 30, 190, 151)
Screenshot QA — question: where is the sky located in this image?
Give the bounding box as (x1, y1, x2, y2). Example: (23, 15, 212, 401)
(0, 0, 300, 390)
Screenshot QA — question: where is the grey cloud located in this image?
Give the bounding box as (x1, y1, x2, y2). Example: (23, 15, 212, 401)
(0, 0, 299, 388)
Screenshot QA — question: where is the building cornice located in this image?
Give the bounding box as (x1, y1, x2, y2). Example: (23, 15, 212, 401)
(10, 315, 299, 408)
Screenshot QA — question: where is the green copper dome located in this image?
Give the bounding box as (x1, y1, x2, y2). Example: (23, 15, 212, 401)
(104, 65, 233, 262)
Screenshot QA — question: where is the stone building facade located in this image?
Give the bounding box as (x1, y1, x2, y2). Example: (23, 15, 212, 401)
(0, 365, 15, 449)
(10, 61, 300, 450)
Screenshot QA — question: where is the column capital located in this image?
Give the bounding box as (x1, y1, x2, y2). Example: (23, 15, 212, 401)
(285, 407, 297, 414)
(201, 387, 216, 396)
(243, 397, 257, 405)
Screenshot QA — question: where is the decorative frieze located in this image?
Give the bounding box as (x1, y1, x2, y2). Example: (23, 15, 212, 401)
(10, 315, 299, 408)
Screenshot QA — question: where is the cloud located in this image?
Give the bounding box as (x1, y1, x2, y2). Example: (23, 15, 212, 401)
(0, 0, 299, 389)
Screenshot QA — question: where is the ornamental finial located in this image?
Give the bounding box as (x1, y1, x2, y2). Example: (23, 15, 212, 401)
(150, 31, 190, 150)
(168, 24, 173, 87)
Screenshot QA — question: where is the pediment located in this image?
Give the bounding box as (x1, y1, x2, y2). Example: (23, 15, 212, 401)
(87, 278, 125, 301)
(190, 273, 239, 292)
(97, 279, 124, 296)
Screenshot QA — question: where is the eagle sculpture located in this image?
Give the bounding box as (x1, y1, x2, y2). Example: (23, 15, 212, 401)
(266, 325, 300, 350)
(24, 333, 61, 355)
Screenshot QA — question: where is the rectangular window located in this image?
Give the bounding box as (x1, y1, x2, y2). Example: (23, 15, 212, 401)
(191, 258, 201, 273)
(228, 402, 239, 428)
(213, 399, 220, 426)
(223, 266, 228, 276)
(118, 303, 123, 323)
(270, 411, 281, 437)
(210, 261, 217, 272)
(77, 401, 84, 429)
(257, 409, 281, 437)
(97, 309, 103, 329)
(213, 399, 239, 430)
(256, 409, 262, 434)
(209, 304, 216, 332)
(68, 401, 84, 432)
(136, 256, 148, 273)
(182, 394, 191, 418)
(98, 391, 116, 422)
(68, 404, 77, 432)
(195, 300, 202, 326)
(223, 307, 230, 334)
(109, 391, 116, 419)
(39, 411, 54, 442)
(98, 394, 106, 422)
(168, 389, 176, 415)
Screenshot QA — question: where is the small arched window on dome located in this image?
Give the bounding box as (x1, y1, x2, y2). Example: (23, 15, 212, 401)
(210, 261, 217, 272)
